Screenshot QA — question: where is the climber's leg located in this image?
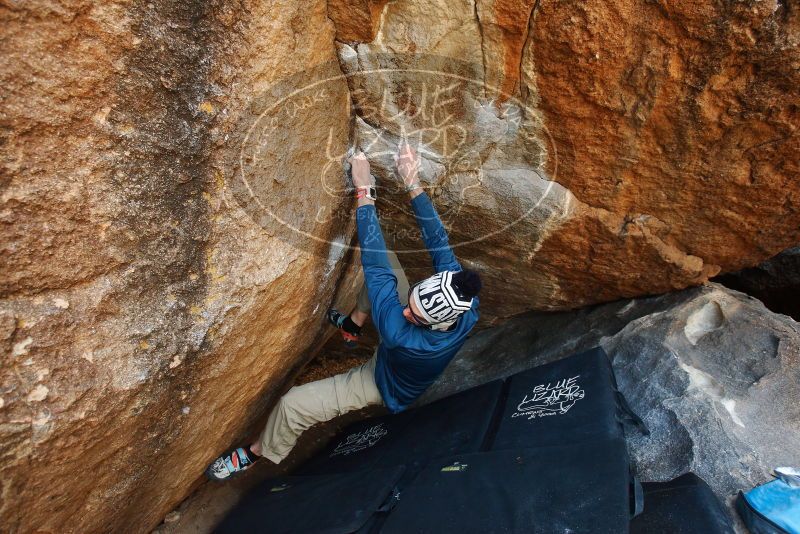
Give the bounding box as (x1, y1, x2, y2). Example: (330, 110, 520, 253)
(326, 308, 361, 348)
(328, 250, 410, 347)
(205, 445, 260, 481)
(254, 352, 383, 464)
(350, 308, 369, 327)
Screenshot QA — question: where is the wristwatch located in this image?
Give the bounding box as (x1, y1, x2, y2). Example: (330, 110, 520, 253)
(355, 186, 377, 200)
(405, 182, 422, 193)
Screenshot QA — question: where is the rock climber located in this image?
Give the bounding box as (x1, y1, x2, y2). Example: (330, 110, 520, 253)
(206, 143, 482, 480)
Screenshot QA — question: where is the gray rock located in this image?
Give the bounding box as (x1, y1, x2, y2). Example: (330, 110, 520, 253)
(422, 283, 800, 506)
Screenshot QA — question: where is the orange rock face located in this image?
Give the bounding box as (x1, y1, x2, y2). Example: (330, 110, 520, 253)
(338, 0, 800, 316)
(530, 0, 800, 305)
(1, 1, 354, 533)
(1, 0, 798, 532)
(327, 0, 390, 42)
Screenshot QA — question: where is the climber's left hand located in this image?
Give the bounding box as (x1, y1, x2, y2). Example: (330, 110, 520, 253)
(348, 151, 373, 189)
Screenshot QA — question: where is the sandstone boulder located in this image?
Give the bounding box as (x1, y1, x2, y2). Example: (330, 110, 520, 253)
(2, 0, 799, 532)
(337, 0, 800, 318)
(0, 1, 356, 532)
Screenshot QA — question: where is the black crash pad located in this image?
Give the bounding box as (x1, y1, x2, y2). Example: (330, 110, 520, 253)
(631, 473, 735, 534)
(300, 379, 503, 477)
(491, 347, 645, 451)
(381, 439, 633, 534)
(215, 465, 405, 534)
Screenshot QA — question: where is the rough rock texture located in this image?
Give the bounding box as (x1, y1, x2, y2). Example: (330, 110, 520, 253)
(715, 246, 800, 320)
(338, 0, 800, 318)
(2, 0, 800, 532)
(327, 0, 389, 42)
(424, 283, 800, 510)
(0, 1, 357, 532)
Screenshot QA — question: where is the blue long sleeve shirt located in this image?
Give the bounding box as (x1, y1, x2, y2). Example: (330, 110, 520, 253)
(356, 192, 479, 413)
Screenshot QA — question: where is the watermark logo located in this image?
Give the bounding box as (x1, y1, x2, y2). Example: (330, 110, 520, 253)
(230, 53, 559, 254)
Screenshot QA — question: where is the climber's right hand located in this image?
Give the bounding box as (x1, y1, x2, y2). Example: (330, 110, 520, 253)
(396, 142, 421, 190)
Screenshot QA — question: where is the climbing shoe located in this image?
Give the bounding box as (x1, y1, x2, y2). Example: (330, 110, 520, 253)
(327, 308, 361, 349)
(205, 446, 259, 482)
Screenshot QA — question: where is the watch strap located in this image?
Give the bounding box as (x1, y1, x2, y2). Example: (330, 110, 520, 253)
(355, 186, 377, 200)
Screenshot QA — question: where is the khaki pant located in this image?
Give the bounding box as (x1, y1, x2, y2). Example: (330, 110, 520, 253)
(259, 251, 410, 464)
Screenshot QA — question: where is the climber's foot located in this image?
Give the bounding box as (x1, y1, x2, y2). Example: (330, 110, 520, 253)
(205, 447, 259, 482)
(327, 308, 360, 349)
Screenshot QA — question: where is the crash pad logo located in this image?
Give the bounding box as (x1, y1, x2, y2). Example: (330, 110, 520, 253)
(441, 461, 468, 473)
(330, 423, 388, 457)
(512, 375, 585, 420)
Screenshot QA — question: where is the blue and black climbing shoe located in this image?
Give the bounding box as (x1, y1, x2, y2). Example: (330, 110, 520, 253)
(205, 446, 259, 482)
(327, 308, 361, 349)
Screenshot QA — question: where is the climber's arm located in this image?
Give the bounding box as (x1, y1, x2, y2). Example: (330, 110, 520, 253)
(411, 192, 461, 273)
(351, 151, 413, 346)
(356, 204, 413, 347)
(396, 143, 461, 273)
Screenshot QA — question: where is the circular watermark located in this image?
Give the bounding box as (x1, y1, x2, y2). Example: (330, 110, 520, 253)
(230, 53, 559, 255)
